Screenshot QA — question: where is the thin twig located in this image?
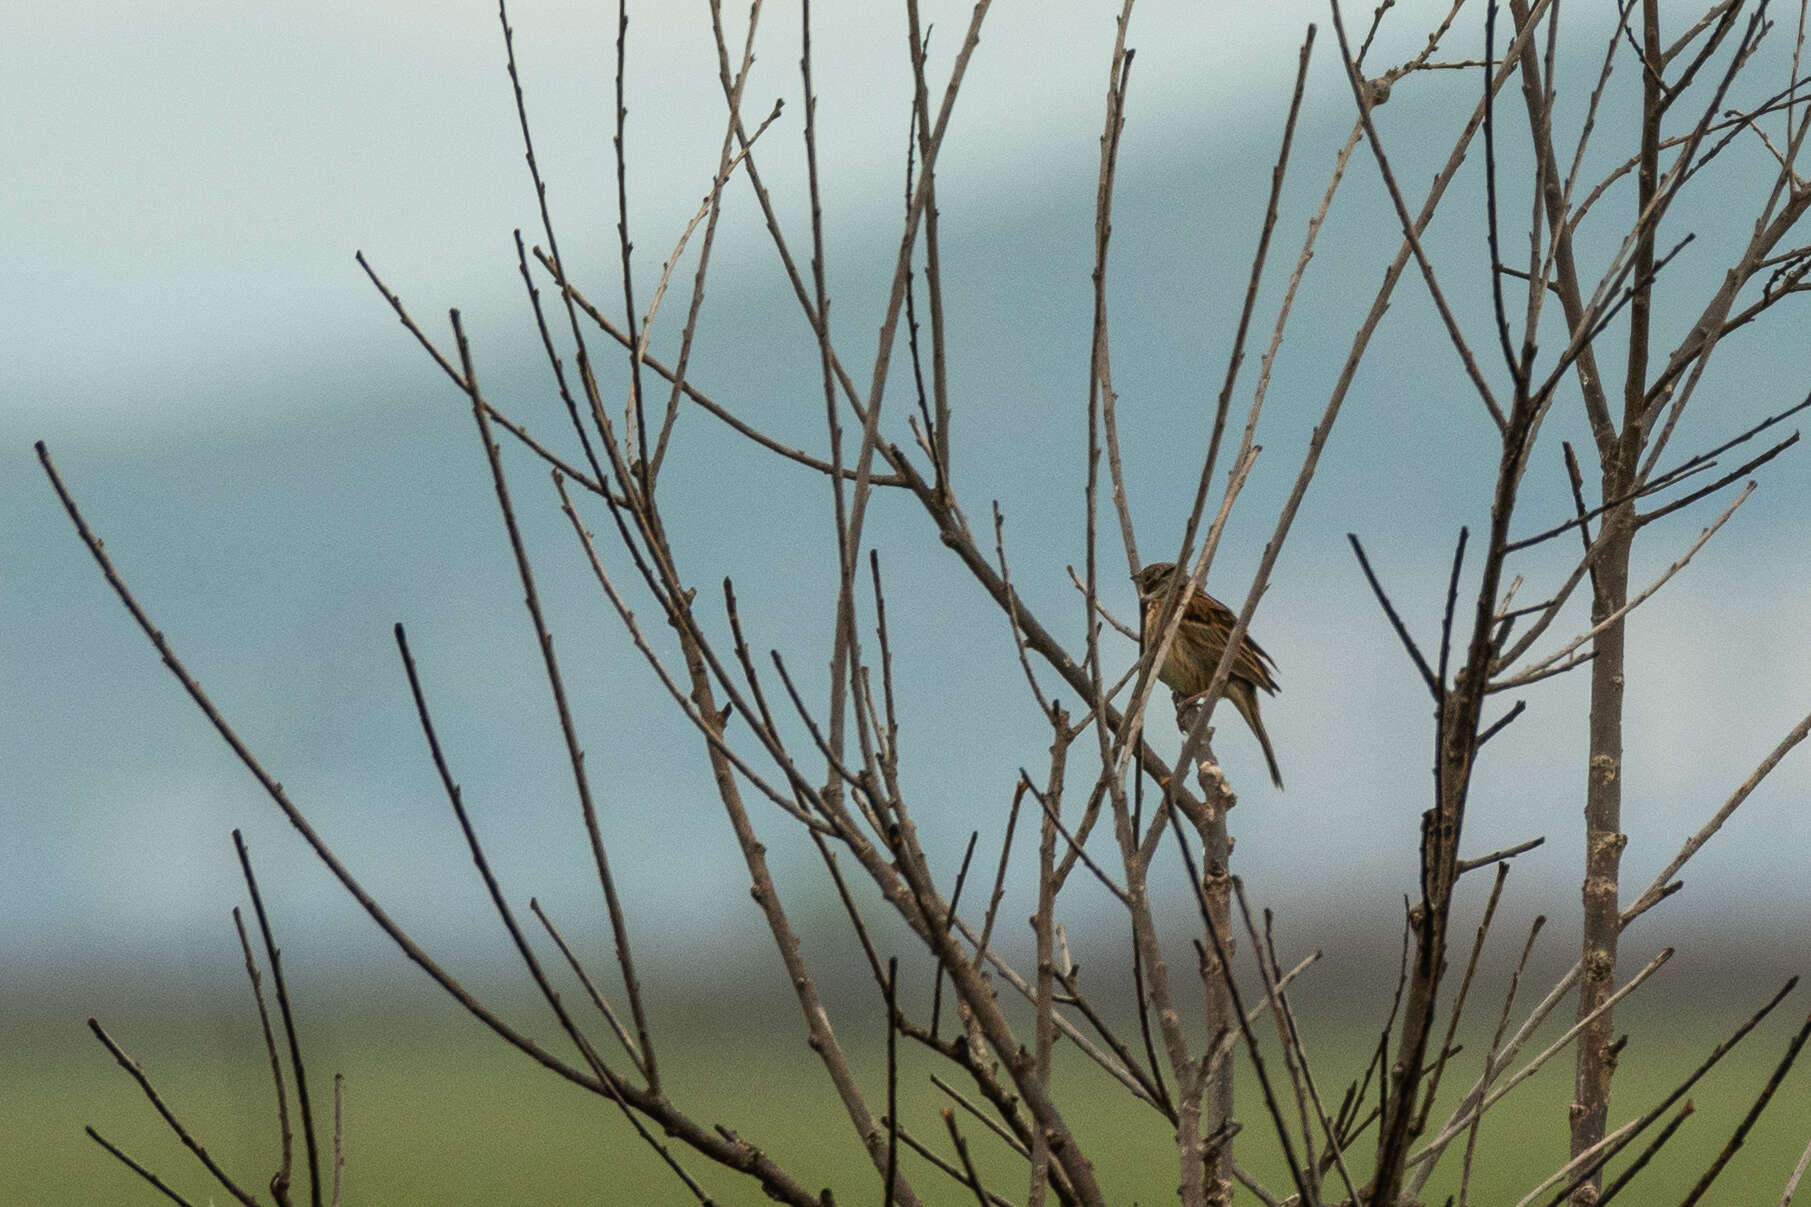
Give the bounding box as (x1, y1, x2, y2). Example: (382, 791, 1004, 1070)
(891, 1125, 1021, 1207)
(1595, 1100, 1693, 1205)
(1021, 772, 1130, 906)
(533, 248, 908, 486)
(355, 252, 606, 496)
(1625, 705, 1811, 925)
(1348, 533, 1439, 694)
(1678, 1012, 1811, 1206)
(942, 1110, 996, 1207)
(1413, 861, 1512, 1142)
(1245, 885, 1358, 1204)
(1451, 914, 1546, 1206)
(1476, 700, 1529, 748)
(973, 782, 1024, 976)
(85, 1128, 200, 1207)
(1782, 1126, 1811, 1204)
(87, 1021, 261, 1207)
(645, 96, 786, 481)
(948, 916, 1163, 1109)
(1332, 0, 1507, 429)
(396, 629, 719, 1202)
(931, 1074, 1031, 1159)
(607, 0, 650, 487)
(1456, 835, 1545, 874)
(231, 907, 293, 1205)
(497, 0, 629, 505)
(233, 832, 322, 1207)
(1166, 806, 1312, 1203)
(330, 1074, 345, 1207)
(452, 311, 660, 1091)
(511, 226, 606, 487)
(931, 833, 981, 1037)
(812, 832, 891, 998)
(1053, 965, 1174, 1122)
(529, 898, 647, 1079)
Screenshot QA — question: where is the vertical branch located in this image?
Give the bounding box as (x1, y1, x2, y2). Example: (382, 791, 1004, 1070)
(1030, 712, 1069, 1207)
(611, 0, 652, 488)
(1570, 4, 1663, 1194)
(1330, 12, 1564, 1186)
(1076, 0, 1144, 1018)
(885, 957, 901, 1207)
(825, 0, 999, 794)
(904, 2, 952, 491)
(1089, 2, 1141, 577)
(1197, 776, 1237, 1207)
(1165, 810, 1312, 1206)
(798, 0, 860, 798)
(329, 1074, 345, 1207)
(929, 832, 979, 1039)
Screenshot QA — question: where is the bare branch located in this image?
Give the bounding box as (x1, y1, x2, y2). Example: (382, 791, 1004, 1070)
(329, 1075, 344, 1207)
(87, 1020, 262, 1207)
(232, 832, 322, 1207)
(453, 311, 660, 1089)
(1493, 481, 1756, 689)
(230, 907, 293, 1205)
(1456, 835, 1545, 875)
(1626, 707, 1811, 925)
(85, 1128, 200, 1207)
(1347, 533, 1440, 695)
(1543, 978, 1801, 1206)
(942, 1110, 997, 1207)
(1678, 1012, 1811, 1206)
(534, 247, 909, 486)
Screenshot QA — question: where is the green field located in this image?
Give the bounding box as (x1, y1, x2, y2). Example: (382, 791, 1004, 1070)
(8, 991, 1809, 1205)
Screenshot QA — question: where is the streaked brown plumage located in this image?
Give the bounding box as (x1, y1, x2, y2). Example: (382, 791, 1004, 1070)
(1132, 561, 1284, 790)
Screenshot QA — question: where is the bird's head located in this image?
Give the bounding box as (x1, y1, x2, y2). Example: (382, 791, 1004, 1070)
(1131, 561, 1182, 601)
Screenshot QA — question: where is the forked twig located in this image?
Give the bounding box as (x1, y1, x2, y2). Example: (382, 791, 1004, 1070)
(232, 833, 322, 1207)
(231, 906, 293, 1204)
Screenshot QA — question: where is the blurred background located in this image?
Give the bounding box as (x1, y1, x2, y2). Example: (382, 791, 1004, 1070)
(7, 0, 1811, 1201)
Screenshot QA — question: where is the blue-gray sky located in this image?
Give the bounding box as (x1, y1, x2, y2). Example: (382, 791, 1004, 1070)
(8, 1, 1811, 1001)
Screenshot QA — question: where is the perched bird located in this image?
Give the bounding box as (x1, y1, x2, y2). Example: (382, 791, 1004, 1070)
(1131, 561, 1284, 789)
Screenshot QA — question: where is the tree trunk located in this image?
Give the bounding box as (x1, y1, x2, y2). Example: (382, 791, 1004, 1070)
(1570, 493, 1633, 1204)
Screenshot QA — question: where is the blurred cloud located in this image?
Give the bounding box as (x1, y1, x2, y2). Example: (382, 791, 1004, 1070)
(6, 0, 1425, 429)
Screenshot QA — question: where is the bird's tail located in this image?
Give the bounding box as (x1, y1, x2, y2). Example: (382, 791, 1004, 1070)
(1253, 715, 1285, 791)
(1229, 684, 1285, 790)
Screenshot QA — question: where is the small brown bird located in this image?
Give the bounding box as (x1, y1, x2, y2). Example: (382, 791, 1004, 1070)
(1132, 561, 1284, 789)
